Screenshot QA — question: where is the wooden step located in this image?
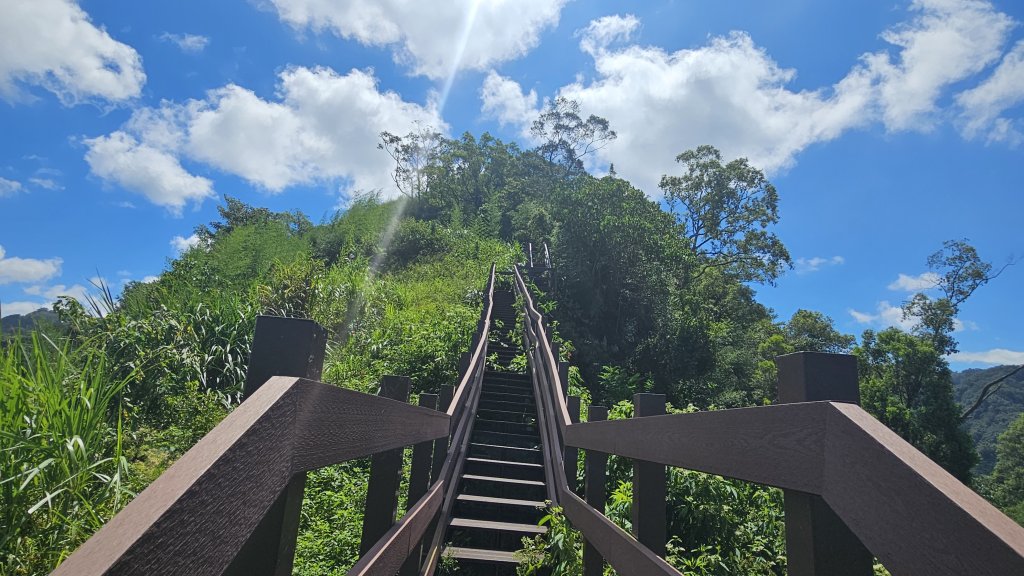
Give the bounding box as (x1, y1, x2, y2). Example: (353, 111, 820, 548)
(450, 517, 547, 534)
(482, 383, 534, 397)
(461, 473, 547, 501)
(465, 457, 544, 481)
(469, 443, 542, 464)
(444, 546, 518, 563)
(476, 408, 535, 423)
(454, 492, 546, 525)
(456, 493, 546, 509)
(474, 418, 537, 436)
(478, 399, 538, 413)
(472, 429, 540, 449)
(447, 518, 548, 552)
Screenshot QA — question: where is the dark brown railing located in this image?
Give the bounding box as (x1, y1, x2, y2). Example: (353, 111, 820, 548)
(513, 264, 1024, 576)
(52, 264, 497, 576)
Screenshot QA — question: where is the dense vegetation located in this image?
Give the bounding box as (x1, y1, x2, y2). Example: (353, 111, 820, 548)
(954, 366, 1024, 473)
(2, 97, 1019, 575)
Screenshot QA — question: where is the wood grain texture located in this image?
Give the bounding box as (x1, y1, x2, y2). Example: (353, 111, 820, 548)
(564, 403, 828, 493)
(777, 351, 871, 576)
(348, 483, 443, 576)
(289, 379, 449, 472)
(52, 378, 298, 576)
(823, 403, 1024, 576)
(52, 377, 451, 576)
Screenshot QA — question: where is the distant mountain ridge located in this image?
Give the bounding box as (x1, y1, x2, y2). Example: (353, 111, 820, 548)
(953, 365, 1024, 475)
(1, 307, 61, 336)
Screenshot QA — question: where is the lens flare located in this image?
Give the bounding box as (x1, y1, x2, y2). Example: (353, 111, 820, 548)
(438, 0, 482, 114)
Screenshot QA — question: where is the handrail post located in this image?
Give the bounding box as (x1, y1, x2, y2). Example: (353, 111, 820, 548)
(432, 385, 455, 483)
(399, 393, 438, 576)
(565, 395, 581, 493)
(558, 361, 569, 399)
(776, 352, 873, 576)
(632, 393, 667, 557)
(360, 375, 412, 556)
(229, 316, 326, 576)
(583, 406, 608, 576)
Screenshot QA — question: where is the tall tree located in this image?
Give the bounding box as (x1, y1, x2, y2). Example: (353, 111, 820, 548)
(378, 124, 444, 199)
(530, 96, 616, 178)
(195, 196, 310, 242)
(659, 145, 791, 284)
(784, 309, 855, 353)
(901, 239, 1008, 355)
(856, 328, 978, 482)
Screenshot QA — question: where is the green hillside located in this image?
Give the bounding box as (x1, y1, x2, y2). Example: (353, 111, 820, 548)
(953, 366, 1024, 474)
(0, 307, 61, 337)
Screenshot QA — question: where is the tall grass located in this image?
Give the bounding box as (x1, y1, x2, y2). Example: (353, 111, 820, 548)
(0, 334, 131, 575)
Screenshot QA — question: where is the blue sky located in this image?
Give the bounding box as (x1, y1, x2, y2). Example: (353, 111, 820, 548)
(1, 0, 1022, 369)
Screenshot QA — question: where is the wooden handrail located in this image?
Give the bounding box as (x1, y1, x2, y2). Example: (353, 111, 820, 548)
(52, 258, 1023, 576)
(420, 262, 496, 575)
(513, 262, 1024, 576)
(447, 263, 496, 417)
(348, 483, 444, 576)
(514, 264, 681, 576)
(564, 403, 828, 493)
(53, 377, 449, 576)
(52, 264, 499, 576)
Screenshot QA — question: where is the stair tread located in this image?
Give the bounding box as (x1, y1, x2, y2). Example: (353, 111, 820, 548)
(466, 457, 542, 469)
(474, 429, 538, 439)
(457, 494, 546, 508)
(450, 517, 548, 533)
(463, 474, 545, 486)
(444, 546, 519, 563)
(470, 442, 540, 453)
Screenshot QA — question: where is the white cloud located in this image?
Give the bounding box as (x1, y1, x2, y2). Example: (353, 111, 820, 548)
(28, 177, 62, 191)
(84, 131, 214, 216)
(0, 245, 62, 285)
(141, 275, 159, 283)
(268, 0, 567, 79)
(89, 66, 444, 203)
(171, 234, 201, 254)
(576, 14, 640, 56)
(849, 300, 917, 331)
(957, 40, 1024, 144)
(484, 2, 1023, 196)
(888, 271, 940, 291)
(480, 71, 539, 133)
(24, 282, 90, 302)
(1, 301, 53, 317)
(864, 0, 1014, 132)
(795, 255, 845, 274)
(550, 27, 873, 193)
(160, 32, 209, 54)
(949, 348, 1024, 365)
(0, 177, 22, 197)
(0, 0, 145, 104)
(850, 298, 976, 333)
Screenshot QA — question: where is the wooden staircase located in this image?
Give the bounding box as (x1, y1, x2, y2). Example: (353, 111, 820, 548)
(442, 288, 547, 574)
